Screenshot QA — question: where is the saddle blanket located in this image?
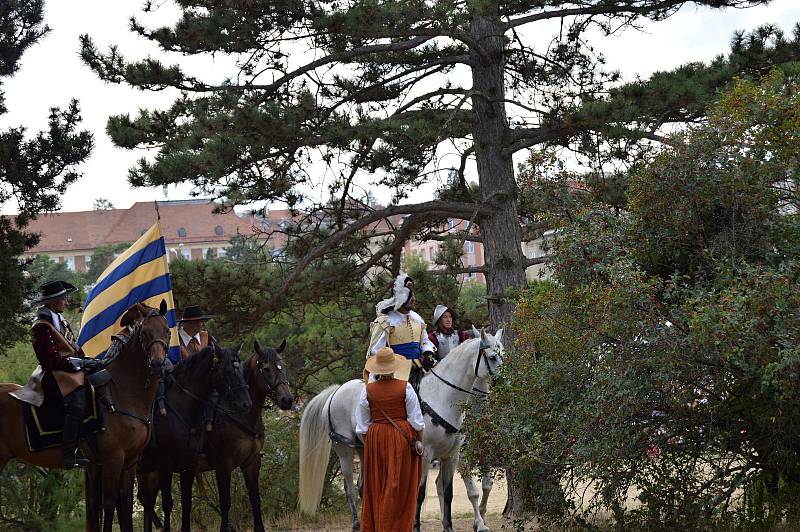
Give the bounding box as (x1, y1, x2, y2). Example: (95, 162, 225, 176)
(20, 386, 104, 452)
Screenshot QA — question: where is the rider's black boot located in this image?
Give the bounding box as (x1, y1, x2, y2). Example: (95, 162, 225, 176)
(409, 366, 422, 394)
(62, 386, 89, 469)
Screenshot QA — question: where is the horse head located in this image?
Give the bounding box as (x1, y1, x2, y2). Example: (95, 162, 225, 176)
(118, 300, 170, 373)
(211, 343, 252, 412)
(475, 328, 505, 379)
(254, 339, 294, 411)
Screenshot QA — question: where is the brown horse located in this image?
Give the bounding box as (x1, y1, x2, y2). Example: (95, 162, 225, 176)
(0, 301, 171, 532)
(141, 339, 294, 532)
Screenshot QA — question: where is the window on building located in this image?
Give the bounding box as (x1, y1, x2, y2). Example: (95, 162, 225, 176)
(465, 241, 474, 254)
(177, 227, 187, 238)
(214, 225, 224, 236)
(448, 218, 457, 233)
(218, 247, 227, 258)
(65, 256, 75, 271)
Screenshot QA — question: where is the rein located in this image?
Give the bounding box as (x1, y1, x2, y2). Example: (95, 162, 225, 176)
(427, 342, 497, 399)
(422, 341, 499, 434)
(170, 376, 242, 417)
(100, 309, 168, 428)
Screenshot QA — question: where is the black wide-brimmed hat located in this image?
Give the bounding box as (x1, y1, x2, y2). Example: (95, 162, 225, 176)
(32, 280, 77, 304)
(178, 305, 214, 322)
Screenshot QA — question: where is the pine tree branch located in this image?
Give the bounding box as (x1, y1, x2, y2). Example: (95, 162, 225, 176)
(505, 1, 688, 30)
(424, 233, 483, 243)
(524, 256, 551, 268)
(261, 201, 488, 313)
(430, 265, 487, 275)
(505, 126, 576, 155)
(347, 28, 490, 64)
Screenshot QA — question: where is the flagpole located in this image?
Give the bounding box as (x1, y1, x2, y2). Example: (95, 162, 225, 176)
(153, 200, 179, 362)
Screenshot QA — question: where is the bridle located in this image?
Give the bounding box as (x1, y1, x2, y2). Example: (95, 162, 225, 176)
(255, 352, 290, 404)
(428, 340, 502, 399)
(130, 309, 169, 394)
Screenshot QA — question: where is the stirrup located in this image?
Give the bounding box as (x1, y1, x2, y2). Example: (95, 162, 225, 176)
(63, 450, 89, 470)
(63, 456, 89, 470)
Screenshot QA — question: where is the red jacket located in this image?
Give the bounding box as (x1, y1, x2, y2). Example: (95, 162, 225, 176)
(31, 311, 80, 399)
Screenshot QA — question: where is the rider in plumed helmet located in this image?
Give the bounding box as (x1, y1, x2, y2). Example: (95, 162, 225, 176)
(366, 273, 437, 391)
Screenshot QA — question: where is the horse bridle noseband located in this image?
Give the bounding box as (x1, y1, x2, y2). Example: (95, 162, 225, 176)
(428, 341, 502, 399)
(256, 355, 289, 403)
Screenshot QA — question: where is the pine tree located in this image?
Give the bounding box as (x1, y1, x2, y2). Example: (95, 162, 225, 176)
(79, 0, 796, 331)
(0, 0, 93, 354)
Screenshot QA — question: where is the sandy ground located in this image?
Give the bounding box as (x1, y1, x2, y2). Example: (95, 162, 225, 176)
(280, 468, 509, 531)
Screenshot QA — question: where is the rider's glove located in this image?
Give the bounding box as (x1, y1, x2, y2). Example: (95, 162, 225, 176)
(420, 351, 436, 371)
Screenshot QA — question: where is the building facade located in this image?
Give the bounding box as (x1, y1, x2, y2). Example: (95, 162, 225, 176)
(21, 200, 266, 272)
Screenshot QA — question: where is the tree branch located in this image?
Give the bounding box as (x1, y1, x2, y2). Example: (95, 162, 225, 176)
(505, 0, 687, 30)
(260, 201, 488, 313)
(524, 255, 551, 268)
(430, 265, 487, 275)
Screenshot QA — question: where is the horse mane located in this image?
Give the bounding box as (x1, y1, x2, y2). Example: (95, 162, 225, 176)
(173, 345, 217, 378)
(432, 337, 480, 373)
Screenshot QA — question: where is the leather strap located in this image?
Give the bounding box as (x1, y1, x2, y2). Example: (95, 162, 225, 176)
(374, 401, 414, 447)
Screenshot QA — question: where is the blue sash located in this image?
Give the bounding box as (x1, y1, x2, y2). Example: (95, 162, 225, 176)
(391, 341, 421, 360)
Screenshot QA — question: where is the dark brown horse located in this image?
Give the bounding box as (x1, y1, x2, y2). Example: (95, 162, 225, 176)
(0, 301, 170, 532)
(141, 340, 294, 532)
(137, 342, 253, 532)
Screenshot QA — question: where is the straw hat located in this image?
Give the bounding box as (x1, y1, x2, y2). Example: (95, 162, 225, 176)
(365, 347, 408, 376)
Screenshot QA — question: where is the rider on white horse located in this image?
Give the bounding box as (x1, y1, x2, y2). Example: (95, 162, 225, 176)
(428, 305, 473, 361)
(366, 273, 436, 390)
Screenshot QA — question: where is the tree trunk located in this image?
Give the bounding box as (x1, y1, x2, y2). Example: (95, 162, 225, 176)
(470, 12, 529, 521)
(469, 14, 527, 330)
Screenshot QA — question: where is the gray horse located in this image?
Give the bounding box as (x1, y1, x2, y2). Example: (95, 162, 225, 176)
(298, 329, 504, 532)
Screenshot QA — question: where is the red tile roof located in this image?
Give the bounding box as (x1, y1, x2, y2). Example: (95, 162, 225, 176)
(25, 200, 264, 253)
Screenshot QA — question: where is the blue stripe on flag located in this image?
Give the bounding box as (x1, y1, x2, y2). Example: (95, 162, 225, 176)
(165, 309, 177, 328)
(168, 346, 181, 364)
(83, 239, 166, 309)
(79, 275, 172, 343)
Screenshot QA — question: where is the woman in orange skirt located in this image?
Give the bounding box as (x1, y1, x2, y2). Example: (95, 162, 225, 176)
(356, 347, 425, 531)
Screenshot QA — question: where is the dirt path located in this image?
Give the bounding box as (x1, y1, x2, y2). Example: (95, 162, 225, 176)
(280, 468, 508, 531)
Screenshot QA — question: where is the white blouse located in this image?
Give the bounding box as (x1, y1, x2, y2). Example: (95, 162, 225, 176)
(355, 381, 425, 436)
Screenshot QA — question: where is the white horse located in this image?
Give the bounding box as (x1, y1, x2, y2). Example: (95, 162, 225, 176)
(298, 329, 504, 532)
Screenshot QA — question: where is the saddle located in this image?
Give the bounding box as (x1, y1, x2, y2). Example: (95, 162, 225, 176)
(10, 362, 112, 407)
(20, 385, 104, 452)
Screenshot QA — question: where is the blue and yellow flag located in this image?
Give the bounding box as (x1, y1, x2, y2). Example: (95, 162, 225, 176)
(78, 222, 180, 362)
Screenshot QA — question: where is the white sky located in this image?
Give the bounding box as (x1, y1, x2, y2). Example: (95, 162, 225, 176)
(2, 0, 799, 213)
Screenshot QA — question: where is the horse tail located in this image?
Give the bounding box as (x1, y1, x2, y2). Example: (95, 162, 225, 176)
(298, 384, 338, 515)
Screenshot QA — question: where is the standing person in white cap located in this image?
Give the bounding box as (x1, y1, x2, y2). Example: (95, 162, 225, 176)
(366, 273, 437, 391)
(428, 305, 473, 361)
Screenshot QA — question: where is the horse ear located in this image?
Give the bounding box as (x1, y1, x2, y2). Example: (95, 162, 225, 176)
(495, 328, 504, 344)
(471, 325, 480, 338)
(120, 305, 142, 327)
(480, 327, 488, 341)
(159, 299, 168, 316)
(277, 338, 286, 353)
(254, 339, 262, 354)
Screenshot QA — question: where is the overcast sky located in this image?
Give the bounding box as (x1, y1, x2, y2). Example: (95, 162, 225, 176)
(2, 0, 800, 213)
